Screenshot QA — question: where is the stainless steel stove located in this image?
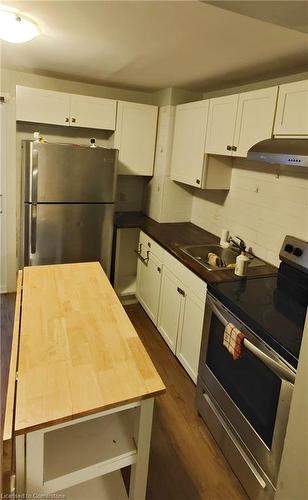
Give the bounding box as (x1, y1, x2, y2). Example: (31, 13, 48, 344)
(196, 235, 308, 500)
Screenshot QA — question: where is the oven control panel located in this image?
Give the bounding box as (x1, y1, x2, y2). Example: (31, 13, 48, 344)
(280, 235, 308, 272)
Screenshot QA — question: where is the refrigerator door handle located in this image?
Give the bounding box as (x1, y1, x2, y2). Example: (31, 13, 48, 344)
(30, 204, 37, 254)
(32, 149, 38, 204)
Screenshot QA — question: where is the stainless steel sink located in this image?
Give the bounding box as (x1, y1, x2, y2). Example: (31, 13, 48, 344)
(180, 244, 266, 271)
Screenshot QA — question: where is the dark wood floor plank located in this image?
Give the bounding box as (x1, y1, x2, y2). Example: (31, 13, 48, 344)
(1, 293, 16, 494)
(125, 303, 248, 500)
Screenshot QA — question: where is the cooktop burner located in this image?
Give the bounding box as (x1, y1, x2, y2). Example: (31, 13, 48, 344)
(209, 235, 308, 369)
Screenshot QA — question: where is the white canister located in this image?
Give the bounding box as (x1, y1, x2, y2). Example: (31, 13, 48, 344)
(235, 252, 250, 277)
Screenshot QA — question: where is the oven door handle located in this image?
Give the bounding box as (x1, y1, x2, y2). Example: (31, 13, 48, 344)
(243, 339, 295, 384)
(209, 297, 296, 384)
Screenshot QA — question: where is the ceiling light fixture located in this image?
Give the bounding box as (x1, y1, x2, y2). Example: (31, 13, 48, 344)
(0, 9, 40, 43)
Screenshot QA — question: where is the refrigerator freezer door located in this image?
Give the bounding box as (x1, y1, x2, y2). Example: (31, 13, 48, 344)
(24, 203, 114, 276)
(23, 141, 117, 203)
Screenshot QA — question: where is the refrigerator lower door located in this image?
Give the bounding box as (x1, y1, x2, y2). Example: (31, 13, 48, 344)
(24, 203, 114, 277)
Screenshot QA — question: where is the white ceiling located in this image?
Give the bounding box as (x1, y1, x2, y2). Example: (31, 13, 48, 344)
(1, 1, 308, 92)
(207, 1, 308, 34)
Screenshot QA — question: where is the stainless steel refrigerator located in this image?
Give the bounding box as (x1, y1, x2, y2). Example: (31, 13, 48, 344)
(21, 141, 117, 277)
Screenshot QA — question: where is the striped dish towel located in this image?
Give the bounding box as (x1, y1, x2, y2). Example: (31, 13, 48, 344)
(223, 323, 245, 360)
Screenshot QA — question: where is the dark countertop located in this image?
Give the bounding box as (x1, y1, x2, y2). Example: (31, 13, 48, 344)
(114, 212, 277, 284)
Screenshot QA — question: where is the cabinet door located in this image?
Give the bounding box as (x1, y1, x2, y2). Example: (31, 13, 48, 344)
(205, 94, 238, 156)
(69, 94, 116, 130)
(170, 100, 209, 188)
(274, 80, 308, 135)
(176, 290, 205, 383)
(16, 86, 70, 126)
(136, 250, 162, 325)
(157, 269, 182, 353)
(115, 101, 158, 175)
(233, 87, 278, 157)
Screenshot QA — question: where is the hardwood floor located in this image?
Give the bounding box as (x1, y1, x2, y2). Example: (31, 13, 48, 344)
(1, 293, 16, 494)
(125, 303, 247, 500)
(0, 293, 247, 499)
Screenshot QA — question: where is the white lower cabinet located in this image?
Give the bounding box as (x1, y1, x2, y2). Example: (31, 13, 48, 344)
(157, 268, 182, 353)
(136, 231, 207, 383)
(176, 290, 205, 382)
(136, 240, 163, 325)
(158, 265, 206, 383)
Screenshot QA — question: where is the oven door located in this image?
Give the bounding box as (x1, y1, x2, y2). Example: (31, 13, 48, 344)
(198, 293, 295, 485)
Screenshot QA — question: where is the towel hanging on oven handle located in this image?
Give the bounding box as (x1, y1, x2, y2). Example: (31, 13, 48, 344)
(208, 296, 296, 384)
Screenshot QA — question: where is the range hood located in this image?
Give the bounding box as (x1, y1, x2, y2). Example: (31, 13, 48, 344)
(247, 139, 308, 167)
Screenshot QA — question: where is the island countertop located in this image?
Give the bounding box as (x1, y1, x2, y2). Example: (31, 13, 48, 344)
(7, 262, 165, 437)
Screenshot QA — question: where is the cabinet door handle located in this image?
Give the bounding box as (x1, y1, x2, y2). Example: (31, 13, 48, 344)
(157, 266, 161, 273)
(196, 179, 201, 185)
(147, 242, 151, 248)
(177, 287, 185, 297)
(135, 246, 149, 265)
(65, 117, 69, 123)
(226, 145, 232, 151)
(71, 117, 76, 123)
(232, 145, 237, 152)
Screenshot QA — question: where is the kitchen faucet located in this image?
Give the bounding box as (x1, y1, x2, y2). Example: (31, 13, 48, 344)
(228, 235, 247, 252)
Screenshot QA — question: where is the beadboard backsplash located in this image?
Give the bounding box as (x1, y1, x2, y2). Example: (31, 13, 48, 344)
(191, 158, 308, 267)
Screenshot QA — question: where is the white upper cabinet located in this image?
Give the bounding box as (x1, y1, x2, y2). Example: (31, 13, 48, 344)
(69, 94, 116, 130)
(16, 86, 70, 127)
(233, 86, 278, 157)
(16, 86, 117, 130)
(205, 94, 239, 156)
(170, 100, 209, 188)
(274, 80, 308, 135)
(115, 101, 158, 176)
(204, 87, 278, 157)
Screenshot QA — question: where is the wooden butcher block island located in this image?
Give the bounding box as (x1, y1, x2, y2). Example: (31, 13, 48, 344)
(4, 262, 165, 499)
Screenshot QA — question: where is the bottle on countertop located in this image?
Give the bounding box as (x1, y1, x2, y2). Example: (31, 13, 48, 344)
(235, 251, 250, 277)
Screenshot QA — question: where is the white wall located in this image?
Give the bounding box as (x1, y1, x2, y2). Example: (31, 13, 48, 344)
(0, 68, 156, 291)
(191, 158, 308, 267)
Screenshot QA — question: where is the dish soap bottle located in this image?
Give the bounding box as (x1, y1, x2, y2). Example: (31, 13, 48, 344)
(235, 251, 250, 277)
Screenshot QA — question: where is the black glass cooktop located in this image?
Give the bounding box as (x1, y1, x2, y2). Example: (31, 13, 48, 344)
(210, 265, 308, 369)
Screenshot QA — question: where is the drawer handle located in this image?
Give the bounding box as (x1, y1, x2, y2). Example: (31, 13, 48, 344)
(231, 145, 237, 152)
(177, 286, 185, 297)
(196, 179, 201, 185)
(226, 145, 232, 151)
(71, 117, 76, 123)
(65, 117, 69, 123)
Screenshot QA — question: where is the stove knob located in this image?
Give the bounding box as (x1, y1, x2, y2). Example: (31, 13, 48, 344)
(284, 243, 293, 253)
(293, 247, 303, 257)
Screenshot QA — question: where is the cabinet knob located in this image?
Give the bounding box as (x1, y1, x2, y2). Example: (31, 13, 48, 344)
(232, 145, 237, 152)
(65, 117, 69, 123)
(177, 286, 185, 297)
(196, 179, 201, 185)
(227, 145, 232, 151)
(157, 266, 161, 273)
(148, 242, 151, 248)
(71, 117, 76, 123)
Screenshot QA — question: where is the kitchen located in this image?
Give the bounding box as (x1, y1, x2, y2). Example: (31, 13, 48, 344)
(1, 2, 308, 500)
